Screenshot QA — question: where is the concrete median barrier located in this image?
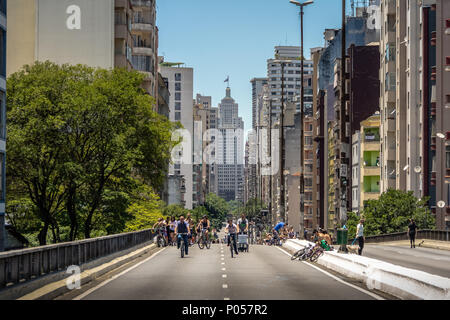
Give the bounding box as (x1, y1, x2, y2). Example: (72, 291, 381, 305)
(283, 239, 450, 300)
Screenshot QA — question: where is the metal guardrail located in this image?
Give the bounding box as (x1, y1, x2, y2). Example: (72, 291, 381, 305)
(0, 229, 154, 289)
(352, 229, 450, 244)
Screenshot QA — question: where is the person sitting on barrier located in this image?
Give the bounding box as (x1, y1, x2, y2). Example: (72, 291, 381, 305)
(321, 230, 333, 247)
(311, 229, 319, 243)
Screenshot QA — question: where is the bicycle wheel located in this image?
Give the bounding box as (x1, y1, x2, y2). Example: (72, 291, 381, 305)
(181, 240, 185, 258)
(206, 239, 211, 249)
(310, 248, 323, 262)
(291, 248, 305, 261)
(198, 237, 205, 249)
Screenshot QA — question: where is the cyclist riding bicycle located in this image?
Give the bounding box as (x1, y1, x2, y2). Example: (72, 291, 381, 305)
(225, 219, 239, 256)
(237, 214, 249, 235)
(197, 215, 211, 243)
(152, 218, 167, 237)
(175, 216, 191, 256)
(186, 213, 195, 245)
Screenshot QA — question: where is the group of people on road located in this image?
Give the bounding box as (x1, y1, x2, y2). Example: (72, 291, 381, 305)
(152, 214, 220, 254)
(351, 217, 418, 256)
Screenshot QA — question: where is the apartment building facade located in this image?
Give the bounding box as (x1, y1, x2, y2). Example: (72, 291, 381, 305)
(422, 0, 450, 229)
(7, 0, 135, 76)
(267, 46, 313, 119)
(359, 113, 381, 210)
(130, 0, 158, 100)
(0, 0, 6, 252)
(159, 64, 194, 209)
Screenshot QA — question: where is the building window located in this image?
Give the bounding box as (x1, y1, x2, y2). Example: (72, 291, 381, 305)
(446, 146, 450, 169)
(175, 102, 181, 111)
(175, 112, 181, 121)
(175, 93, 181, 101)
(0, 28, 5, 78)
(175, 82, 182, 91)
(175, 73, 181, 81)
(0, 91, 4, 139)
(0, 153, 4, 201)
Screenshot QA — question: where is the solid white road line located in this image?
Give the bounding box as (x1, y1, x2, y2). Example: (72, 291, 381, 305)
(276, 247, 385, 301)
(224, 297, 230, 300)
(73, 248, 167, 300)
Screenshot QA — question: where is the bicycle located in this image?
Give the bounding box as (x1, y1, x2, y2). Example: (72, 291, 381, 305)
(198, 229, 211, 250)
(228, 233, 238, 258)
(291, 243, 315, 261)
(309, 245, 324, 262)
(178, 233, 189, 258)
(155, 227, 167, 248)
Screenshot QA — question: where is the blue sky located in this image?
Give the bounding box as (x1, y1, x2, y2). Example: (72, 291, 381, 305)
(157, 0, 349, 135)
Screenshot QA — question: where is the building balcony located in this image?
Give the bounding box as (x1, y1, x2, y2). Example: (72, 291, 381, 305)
(363, 141, 380, 152)
(363, 192, 380, 201)
(363, 166, 380, 177)
(131, 0, 154, 7)
(431, 66, 436, 81)
(132, 23, 154, 32)
(133, 46, 154, 56)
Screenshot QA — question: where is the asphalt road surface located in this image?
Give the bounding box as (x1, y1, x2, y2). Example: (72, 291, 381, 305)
(73, 242, 382, 300)
(363, 244, 450, 278)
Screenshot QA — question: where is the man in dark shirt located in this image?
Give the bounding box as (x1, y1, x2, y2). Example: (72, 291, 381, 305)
(408, 219, 417, 248)
(176, 216, 191, 255)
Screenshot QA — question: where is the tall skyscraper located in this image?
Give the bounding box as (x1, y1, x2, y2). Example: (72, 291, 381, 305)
(267, 46, 313, 119)
(217, 87, 244, 202)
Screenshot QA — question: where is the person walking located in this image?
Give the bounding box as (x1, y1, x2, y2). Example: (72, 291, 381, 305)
(356, 219, 365, 256)
(408, 218, 417, 248)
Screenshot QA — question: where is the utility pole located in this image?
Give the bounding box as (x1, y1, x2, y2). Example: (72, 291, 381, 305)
(340, 0, 347, 226)
(299, 4, 305, 238)
(279, 62, 286, 223)
(290, 0, 313, 235)
(268, 99, 273, 227)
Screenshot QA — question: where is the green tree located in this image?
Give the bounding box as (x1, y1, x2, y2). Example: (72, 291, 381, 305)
(163, 204, 189, 219)
(7, 61, 178, 244)
(125, 183, 164, 232)
(347, 189, 435, 237)
(191, 206, 208, 223)
(204, 193, 230, 229)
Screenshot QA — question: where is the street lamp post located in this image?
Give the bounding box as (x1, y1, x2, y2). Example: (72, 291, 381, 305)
(280, 61, 286, 223)
(290, 0, 313, 236)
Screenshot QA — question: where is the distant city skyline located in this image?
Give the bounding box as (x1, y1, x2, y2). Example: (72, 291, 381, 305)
(157, 0, 347, 136)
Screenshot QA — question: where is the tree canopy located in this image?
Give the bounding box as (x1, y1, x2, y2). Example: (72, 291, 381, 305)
(7, 61, 178, 244)
(346, 189, 435, 238)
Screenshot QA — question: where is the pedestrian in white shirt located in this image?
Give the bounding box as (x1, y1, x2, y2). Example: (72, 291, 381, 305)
(356, 219, 365, 255)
